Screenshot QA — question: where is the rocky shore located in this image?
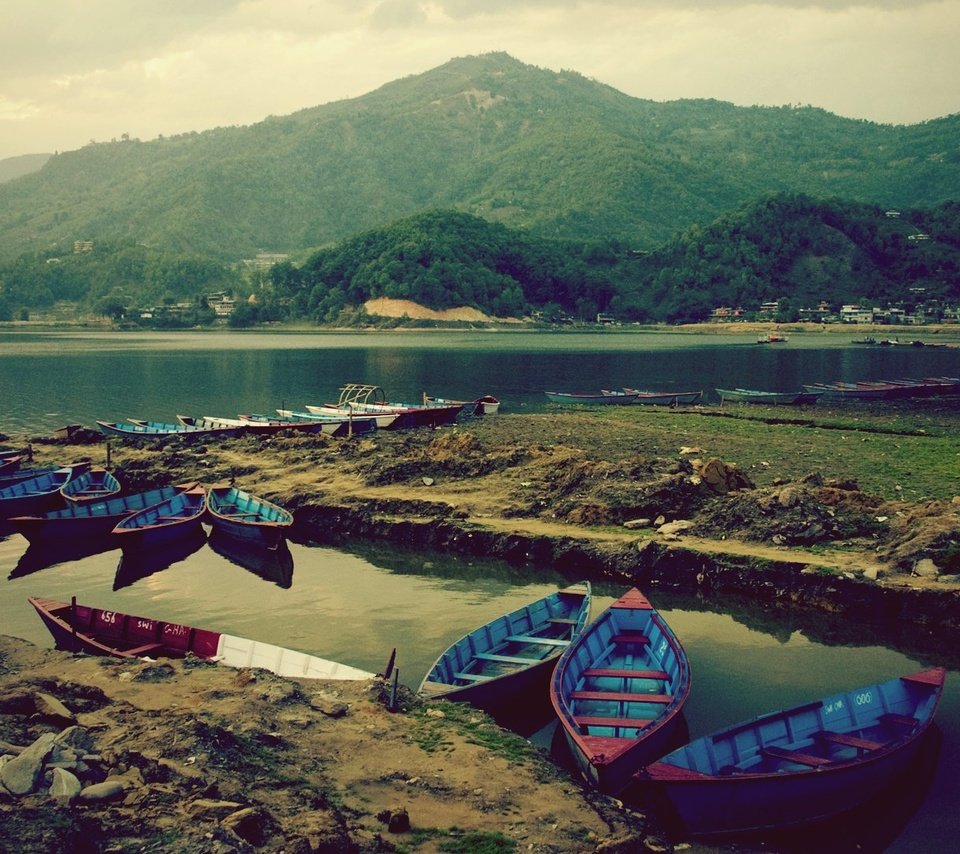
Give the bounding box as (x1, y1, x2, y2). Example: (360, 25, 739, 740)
(2, 404, 959, 851)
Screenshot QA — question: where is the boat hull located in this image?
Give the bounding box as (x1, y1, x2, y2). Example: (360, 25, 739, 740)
(545, 391, 640, 405)
(641, 669, 945, 837)
(28, 596, 374, 680)
(418, 583, 591, 719)
(550, 588, 692, 795)
(112, 486, 207, 551)
(0, 464, 90, 519)
(206, 485, 293, 550)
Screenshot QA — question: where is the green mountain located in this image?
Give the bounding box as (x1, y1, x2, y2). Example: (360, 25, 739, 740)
(0, 53, 958, 264)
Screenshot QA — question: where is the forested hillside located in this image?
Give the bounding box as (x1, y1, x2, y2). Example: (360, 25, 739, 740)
(0, 53, 958, 265)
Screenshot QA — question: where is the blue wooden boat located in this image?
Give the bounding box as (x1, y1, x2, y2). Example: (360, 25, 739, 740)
(545, 390, 641, 405)
(237, 412, 378, 437)
(60, 467, 122, 503)
(112, 484, 207, 551)
(9, 483, 197, 544)
(640, 668, 946, 837)
(550, 587, 692, 795)
(418, 582, 592, 718)
(0, 465, 60, 491)
(96, 420, 243, 440)
(0, 463, 90, 518)
(205, 485, 293, 550)
(620, 388, 703, 406)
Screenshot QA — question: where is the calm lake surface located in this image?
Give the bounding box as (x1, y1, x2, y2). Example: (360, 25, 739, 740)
(2, 328, 960, 851)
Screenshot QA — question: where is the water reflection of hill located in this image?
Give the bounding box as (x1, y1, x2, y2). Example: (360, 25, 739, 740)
(9, 535, 118, 579)
(209, 531, 294, 589)
(113, 529, 207, 590)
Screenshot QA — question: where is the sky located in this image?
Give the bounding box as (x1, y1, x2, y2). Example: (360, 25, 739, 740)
(1, 0, 959, 161)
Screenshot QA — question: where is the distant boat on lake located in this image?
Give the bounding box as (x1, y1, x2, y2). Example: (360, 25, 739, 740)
(545, 390, 640, 405)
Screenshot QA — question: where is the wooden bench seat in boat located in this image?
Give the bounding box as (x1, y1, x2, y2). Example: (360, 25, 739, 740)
(454, 672, 491, 682)
(571, 689, 672, 704)
(879, 713, 919, 730)
(547, 617, 579, 625)
(762, 745, 832, 767)
(574, 715, 653, 730)
(814, 731, 887, 752)
(609, 634, 650, 646)
(474, 652, 536, 665)
(157, 514, 196, 520)
(124, 642, 166, 656)
(584, 668, 668, 680)
(505, 634, 569, 646)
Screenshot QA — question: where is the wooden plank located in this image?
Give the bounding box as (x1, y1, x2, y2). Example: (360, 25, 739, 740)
(125, 643, 165, 656)
(584, 668, 668, 680)
(879, 713, 918, 729)
(762, 745, 832, 767)
(506, 634, 569, 646)
(815, 731, 887, 752)
(547, 617, 578, 625)
(571, 690, 672, 703)
(574, 716, 652, 730)
(454, 672, 491, 683)
(474, 652, 536, 665)
(610, 634, 650, 646)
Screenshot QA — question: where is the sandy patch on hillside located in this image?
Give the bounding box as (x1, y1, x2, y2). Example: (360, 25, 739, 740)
(363, 298, 524, 324)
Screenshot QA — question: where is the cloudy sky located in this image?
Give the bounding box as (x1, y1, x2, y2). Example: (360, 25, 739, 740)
(1, 0, 958, 161)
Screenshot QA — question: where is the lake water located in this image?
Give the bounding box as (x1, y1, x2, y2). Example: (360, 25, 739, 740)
(2, 328, 960, 851)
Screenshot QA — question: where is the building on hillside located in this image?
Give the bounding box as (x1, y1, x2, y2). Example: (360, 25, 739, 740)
(840, 304, 875, 324)
(710, 306, 745, 321)
(206, 292, 236, 317)
(242, 252, 290, 270)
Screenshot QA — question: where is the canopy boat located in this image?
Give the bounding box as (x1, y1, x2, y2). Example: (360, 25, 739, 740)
(0, 463, 91, 518)
(60, 467, 121, 503)
(97, 419, 243, 440)
(205, 485, 293, 550)
(545, 390, 641, 406)
(307, 384, 462, 430)
(424, 394, 501, 416)
(112, 485, 207, 551)
(716, 388, 823, 405)
(640, 668, 946, 837)
(619, 389, 704, 406)
(418, 582, 592, 718)
(8, 482, 196, 544)
(28, 596, 376, 681)
(550, 587, 692, 795)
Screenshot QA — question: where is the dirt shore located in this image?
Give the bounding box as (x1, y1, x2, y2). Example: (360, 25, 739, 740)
(2, 405, 959, 851)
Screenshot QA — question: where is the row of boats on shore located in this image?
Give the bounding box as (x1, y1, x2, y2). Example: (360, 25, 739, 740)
(16, 545, 946, 839)
(95, 384, 501, 441)
(546, 375, 960, 407)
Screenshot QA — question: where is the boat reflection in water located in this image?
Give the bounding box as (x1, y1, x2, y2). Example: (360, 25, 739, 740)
(10, 535, 118, 579)
(208, 529, 294, 589)
(113, 527, 208, 591)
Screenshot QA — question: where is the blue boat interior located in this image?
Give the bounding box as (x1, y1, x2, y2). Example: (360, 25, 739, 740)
(661, 673, 941, 775)
(560, 605, 687, 738)
(426, 587, 589, 686)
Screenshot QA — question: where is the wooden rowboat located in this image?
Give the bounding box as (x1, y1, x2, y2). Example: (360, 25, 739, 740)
(550, 588, 692, 795)
(205, 485, 293, 550)
(424, 394, 501, 416)
(60, 467, 121, 503)
(8, 482, 197, 544)
(418, 582, 591, 718)
(619, 389, 704, 406)
(112, 485, 207, 551)
(639, 668, 946, 837)
(96, 420, 243, 440)
(545, 390, 640, 405)
(28, 596, 375, 681)
(716, 388, 823, 405)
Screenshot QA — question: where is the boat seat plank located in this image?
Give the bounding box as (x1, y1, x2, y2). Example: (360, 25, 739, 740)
(453, 672, 491, 683)
(762, 745, 832, 767)
(571, 690, 672, 704)
(124, 643, 166, 656)
(584, 668, 668, 680)
(879, 713, 919, 729)
(547, 617, 578, 625)
(157, 514, 196, 520)
(505, 634, 569, 646)
(610, 634, 650, 646)
(474, 652, 537, 665)
(574, 715, 653, 730)
(815, 731, 887, 752)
